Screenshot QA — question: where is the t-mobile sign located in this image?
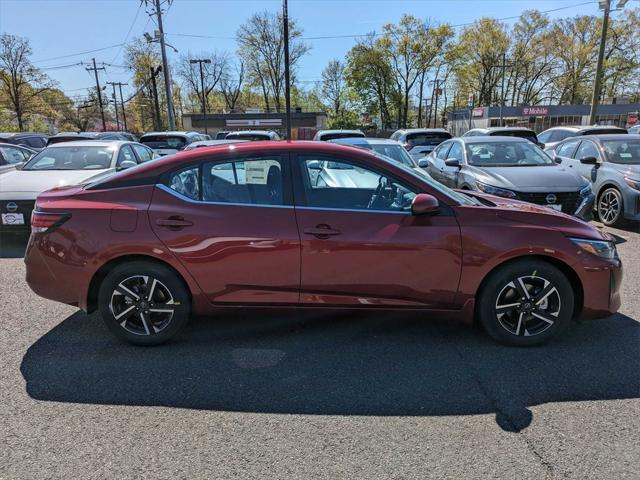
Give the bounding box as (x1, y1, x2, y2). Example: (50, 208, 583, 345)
(521, 106, 549, 116)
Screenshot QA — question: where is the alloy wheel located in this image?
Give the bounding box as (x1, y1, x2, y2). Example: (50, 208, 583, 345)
(598, 189, 621, 225)
(494, 275, 561, 337)
(109, 275, 176, 336)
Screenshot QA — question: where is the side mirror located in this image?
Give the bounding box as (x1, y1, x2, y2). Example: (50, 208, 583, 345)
(411, 193, 439, 216)
(554, 157, 562, 164)
(418, 157, 429, 168)
(307, 160, 323, 170)
(116, 160, 137, 171)
(579, 156, 598, 165)
(537, 142, 545, 149)
(444, 158, 461, 169)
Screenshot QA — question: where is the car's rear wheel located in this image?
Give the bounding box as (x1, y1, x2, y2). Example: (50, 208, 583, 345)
(478, 260, 574, 346)
(598, 187, 625, 227)
(98, 261, 191, 345)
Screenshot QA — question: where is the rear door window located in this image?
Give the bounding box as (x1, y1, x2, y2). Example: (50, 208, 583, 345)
(132, 144, 153, 162)
(556, 139, 581, 158)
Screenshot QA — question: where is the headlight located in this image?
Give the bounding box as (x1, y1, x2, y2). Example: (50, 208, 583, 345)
(569, 237, 617, 259)
(476, 182, 517, 199)
(624, 177, 640, 191)
(579, 183, 593, 197)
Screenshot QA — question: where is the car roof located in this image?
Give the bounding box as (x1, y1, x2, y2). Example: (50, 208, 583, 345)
(316, 129, 364, 135)
(188, 139, 249, 146)
(395, 128, 449, 134)
(46, 140, 129, 148)
(459, 136, 534, 144)
(226, 130, 276, 135)
(0, 142, 35, 150)
(329, 137, 401, 146)
(476, 127, 535, 132)
(141, 131, 200, 137)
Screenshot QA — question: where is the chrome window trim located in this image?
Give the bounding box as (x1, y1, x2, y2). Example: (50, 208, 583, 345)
(156, 183, 294, 209)
(157, 184, 412, 214)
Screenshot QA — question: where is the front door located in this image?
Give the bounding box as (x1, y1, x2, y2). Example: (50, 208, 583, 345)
(293, 153, 462, 308)
(149, 153, 300, 304)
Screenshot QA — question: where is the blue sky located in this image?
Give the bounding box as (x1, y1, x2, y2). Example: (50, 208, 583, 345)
(0, 0, 604, 103)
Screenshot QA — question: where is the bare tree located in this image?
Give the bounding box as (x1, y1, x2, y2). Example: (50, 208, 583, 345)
(0, 34, 54, 131)
(320, 59, 348, 118)
(220, 59, 245, 112)
(176, 51, 227, 111)
(237, 11, 310, 112)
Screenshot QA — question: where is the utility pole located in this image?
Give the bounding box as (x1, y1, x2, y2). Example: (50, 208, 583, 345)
(150, 66, 162, 130)
(492, 53, 513, 127)
(283, 0, 292, 140)
(107, 82, 120, 130)
(117, 82, 128, 131)
(430, 79, 444, 128)
(143, 0, 176, 130)
(589, 0, 628, 125)
(86, 58, 106, 131)
(189, 58, 211, 134)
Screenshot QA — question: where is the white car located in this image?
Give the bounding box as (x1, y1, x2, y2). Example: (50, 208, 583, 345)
(0, 140, 153, 233)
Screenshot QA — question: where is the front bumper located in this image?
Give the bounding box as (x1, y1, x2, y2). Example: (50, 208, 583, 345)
(574, 191, 596, 222)
(576, 255, 623, 320)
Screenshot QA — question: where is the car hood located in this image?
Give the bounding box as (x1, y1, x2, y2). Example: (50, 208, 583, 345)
(464, 191, 609, 241)
(606, 162, 640, 179)
(0, 168, 112, 199)
(467, 164, 584, 190)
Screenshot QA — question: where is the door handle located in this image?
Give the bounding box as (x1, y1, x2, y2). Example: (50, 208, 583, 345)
(303, 224, 341, 239)
(156, 216, 193, 229)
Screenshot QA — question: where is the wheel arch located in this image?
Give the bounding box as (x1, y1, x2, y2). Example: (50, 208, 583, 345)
(86, 254, 192, 313)
(474, 254, 584, 325)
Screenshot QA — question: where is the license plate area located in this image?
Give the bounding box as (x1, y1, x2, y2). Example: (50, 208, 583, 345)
(547, 204, 562, 212)
(1, 213, 25, 225)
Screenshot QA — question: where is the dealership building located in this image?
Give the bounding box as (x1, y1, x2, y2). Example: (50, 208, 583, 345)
(182, 110, 328, 139)
(447, 103, 640, 136)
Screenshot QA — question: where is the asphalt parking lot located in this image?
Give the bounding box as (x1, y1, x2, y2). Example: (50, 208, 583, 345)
(1, 224, 639, 479)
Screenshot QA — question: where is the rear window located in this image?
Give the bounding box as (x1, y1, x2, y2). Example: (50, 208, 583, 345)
(226, 133, 272, 141)
(489, 130, 537, 140)
(47, 135, 92, 145)
(140, 135, 187, 150)
(583, 128, 627, 136)
(406, 132, 452, 147)
(23, 136, 47, 149)
(320, 132, 365, 141)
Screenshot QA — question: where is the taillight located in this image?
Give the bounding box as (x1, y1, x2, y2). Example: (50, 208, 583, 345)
(31, 211, 70, 233)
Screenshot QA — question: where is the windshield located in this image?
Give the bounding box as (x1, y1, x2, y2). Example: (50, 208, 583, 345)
(602, 139, 640, 164)
(466, 142, 553, 167)
(406, 132, 451, 147)
(352, 143, 417, 167)
(23, 146, 115, 170)
(140, 135, 187, 150)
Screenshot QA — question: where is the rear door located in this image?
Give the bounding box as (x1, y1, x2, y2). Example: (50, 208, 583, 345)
(149, 152, 300, 304)
(292, 152, 462, 307)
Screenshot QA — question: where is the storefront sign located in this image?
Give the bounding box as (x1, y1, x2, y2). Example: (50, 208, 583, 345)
(472, 107, 485, 117)
(521, 106, 549, 116)
(627, 112, 638, 126)
(226, 118, 282, 127)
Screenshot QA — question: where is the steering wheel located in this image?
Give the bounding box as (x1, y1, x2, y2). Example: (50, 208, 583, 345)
(367, 176, 394, 209)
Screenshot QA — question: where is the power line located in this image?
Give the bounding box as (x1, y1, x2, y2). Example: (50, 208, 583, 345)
(33, 44, 125, 64)
(109, 2, 143, 64)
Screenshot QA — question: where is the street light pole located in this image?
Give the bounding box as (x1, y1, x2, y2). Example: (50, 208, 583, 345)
(283, 0, 292, 140)
(190, 59, 211, 135)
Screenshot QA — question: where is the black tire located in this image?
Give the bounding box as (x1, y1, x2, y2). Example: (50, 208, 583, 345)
(478, 260, 574, 346)
(598, 187, 625, 227)
(97, 261, 191, 345)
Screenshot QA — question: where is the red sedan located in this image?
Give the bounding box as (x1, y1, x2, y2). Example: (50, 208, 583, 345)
(24, 141, 622, 346)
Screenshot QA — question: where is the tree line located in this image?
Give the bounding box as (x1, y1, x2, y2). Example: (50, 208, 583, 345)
(1, 7, 639, 133)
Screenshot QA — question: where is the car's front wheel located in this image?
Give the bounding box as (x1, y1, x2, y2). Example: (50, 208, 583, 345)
(478, 260, 574, 346)
(98, 261, 191, 345)
(598, 187, 625, 227)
